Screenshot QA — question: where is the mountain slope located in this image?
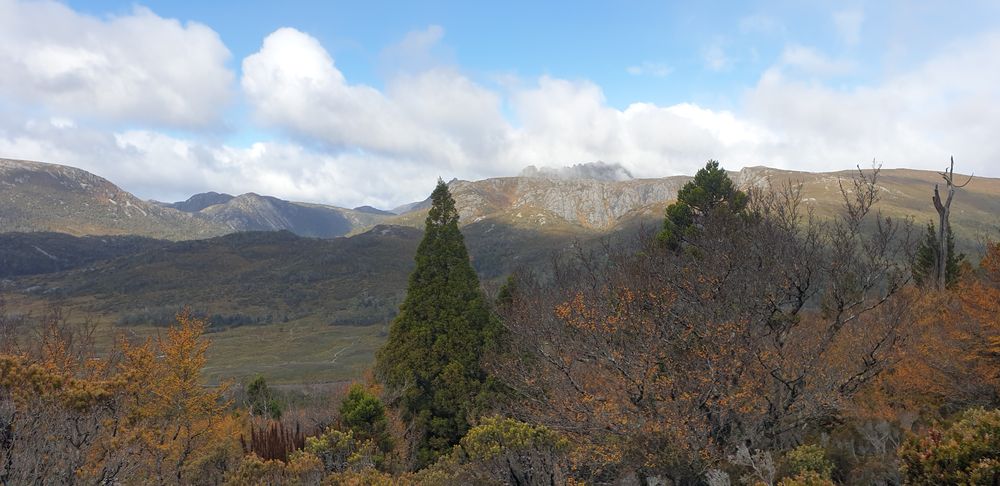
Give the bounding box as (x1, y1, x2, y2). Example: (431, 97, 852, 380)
(0, 232, 169, 278)
(168, 192, 235, 212)
(386, 167, 1000, 246)
(733, 166, 1000, 243)
(13, 226, 422, 325)
(4, 158, 999, 247)
(197, 194, 353, 238)
(386, 176, 689, 232)
(0, 158, 227, 240)
(0, 159, 392, 239)
(5, 161, 999, 385)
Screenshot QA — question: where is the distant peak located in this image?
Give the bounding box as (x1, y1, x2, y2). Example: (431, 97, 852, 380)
(353, 205, 394, 216)
(520, 161, 634, 181)
(169, 191, 234, 213)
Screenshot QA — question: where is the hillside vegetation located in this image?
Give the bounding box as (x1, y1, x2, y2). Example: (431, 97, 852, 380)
(3, 159, 1000, 390)
(0, 232, 168, 278)
(2, 163, 997, 484)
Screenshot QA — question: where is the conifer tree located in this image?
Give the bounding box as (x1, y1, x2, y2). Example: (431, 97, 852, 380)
(658, 160, 747, 250)
(913, 222, 964, 288)
(339, 384, 391, 454)
(375, 179, 497, 468)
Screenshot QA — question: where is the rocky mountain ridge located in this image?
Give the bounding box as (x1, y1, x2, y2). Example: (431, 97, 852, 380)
(0, 159, 392, 240)
(444, 175, 690, 230)
(4, 158, 1000, 244)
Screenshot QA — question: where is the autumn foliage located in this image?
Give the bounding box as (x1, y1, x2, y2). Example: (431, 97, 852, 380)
(3, 162, 999, 484)
(0, 308, 241, 484)
(492, 167, 920, 483)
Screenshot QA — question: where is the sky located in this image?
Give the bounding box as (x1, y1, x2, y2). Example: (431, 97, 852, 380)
(1, 0, 999, 209)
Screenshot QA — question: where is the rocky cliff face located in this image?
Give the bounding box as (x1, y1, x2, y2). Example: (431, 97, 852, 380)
(447, 176, 690, 229)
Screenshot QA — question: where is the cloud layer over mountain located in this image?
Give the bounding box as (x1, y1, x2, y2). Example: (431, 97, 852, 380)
(0, 1, 998, 209)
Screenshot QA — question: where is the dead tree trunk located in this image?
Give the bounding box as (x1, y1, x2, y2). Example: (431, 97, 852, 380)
(931, 157, 972, 290)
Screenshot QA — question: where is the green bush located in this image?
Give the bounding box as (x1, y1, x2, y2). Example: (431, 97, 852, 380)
(303, 428, 380, 474)
(245, 375, 282, 419)
(339, 384, 391, 454)
(783, 444, 833, 480)
(460, 416, 567, 460)
(898, 408, 1000, 485)
(416, 416, 569, 485)
(223, 452, 323, 486)
(777, 470, 836, 486)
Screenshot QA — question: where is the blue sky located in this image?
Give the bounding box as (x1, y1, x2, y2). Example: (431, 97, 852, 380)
(2, 0, 999, 207)
(60, 0, 996, 110)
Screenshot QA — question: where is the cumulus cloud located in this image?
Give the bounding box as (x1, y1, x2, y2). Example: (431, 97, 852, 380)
(4, 7, 1000, 209)
(0, 116, 439, 208)
(501, 32, 1000, 178)
(0, 0, 233, 128)
(241, 27, 509, 175)
(743, 31, 1000, 172)
(498, 77, 775, 178)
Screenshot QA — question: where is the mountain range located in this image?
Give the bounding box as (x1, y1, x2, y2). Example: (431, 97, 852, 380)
(0, 158, 390, 240)
(7, 158, 1000, 244)
(2, 157, 999, 383)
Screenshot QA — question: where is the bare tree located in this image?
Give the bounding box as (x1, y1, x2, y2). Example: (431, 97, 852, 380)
(931, 157, 973, 289)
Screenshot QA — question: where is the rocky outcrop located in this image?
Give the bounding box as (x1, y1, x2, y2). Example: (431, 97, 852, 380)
(445, 176, 689, 230)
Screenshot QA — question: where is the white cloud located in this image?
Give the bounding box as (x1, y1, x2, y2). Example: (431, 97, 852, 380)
(5, 10, 1000, 209)
(0, 0, 233, 128)
(505, 77, 774, 178)
(241, 27, 509, 174)
(742, 31, 1000, 172)
(0, 117, 439, 208)
(833, 9, 864, 46)
(626, 61, 672, 78)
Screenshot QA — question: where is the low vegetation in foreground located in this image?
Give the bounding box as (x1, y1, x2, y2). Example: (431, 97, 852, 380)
(1, 162, 998, 485)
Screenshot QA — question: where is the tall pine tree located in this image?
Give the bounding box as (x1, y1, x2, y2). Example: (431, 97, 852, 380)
(375, 179, 497, 468)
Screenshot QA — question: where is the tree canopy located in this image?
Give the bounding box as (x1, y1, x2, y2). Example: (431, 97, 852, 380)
(374, 179, 498, 468)
(659, 160, 748, 250)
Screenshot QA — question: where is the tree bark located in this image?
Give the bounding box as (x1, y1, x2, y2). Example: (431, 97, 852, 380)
(931, 157, 963, 290)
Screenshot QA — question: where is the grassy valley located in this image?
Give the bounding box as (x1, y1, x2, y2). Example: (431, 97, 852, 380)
(2, 221, 604, 384)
